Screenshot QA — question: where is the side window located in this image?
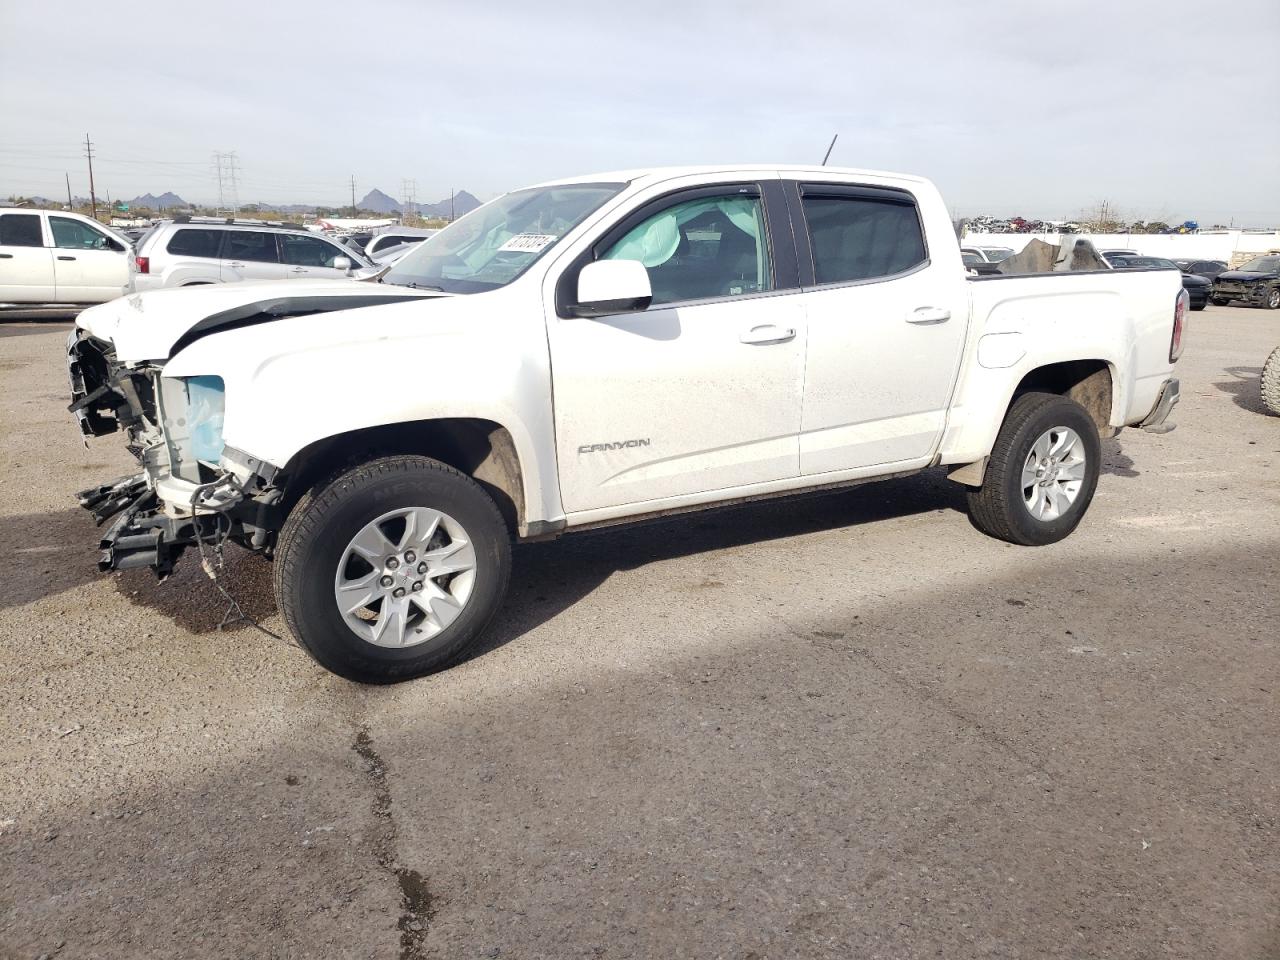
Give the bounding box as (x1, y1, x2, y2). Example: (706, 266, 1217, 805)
(223, 231, 279, 263)
(281, 234, 349, 268)
(801, 190, 927, 284)
(50, 216, 115, 250)
(0, 214, 44, 247)
(166, 229, 223, 258)
(601, 193, 772, 305)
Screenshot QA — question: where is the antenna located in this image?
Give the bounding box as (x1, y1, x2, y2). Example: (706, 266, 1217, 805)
(821, 134, 838, 167)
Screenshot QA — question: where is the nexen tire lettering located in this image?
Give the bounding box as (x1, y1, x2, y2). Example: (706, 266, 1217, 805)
(578, 439, 651, 454)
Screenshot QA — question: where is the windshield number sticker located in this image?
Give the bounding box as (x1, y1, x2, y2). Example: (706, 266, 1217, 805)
(499, 234, 557, 253)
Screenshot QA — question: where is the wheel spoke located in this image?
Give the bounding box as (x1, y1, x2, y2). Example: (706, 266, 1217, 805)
(401, 507, 442, 552)
(371, 596, 410, 647)
(414, 581, 464, 631)
(336, 571, 380, 614)
(423, 538, 476, 578)
(1059, 459, 1087, 482)
(1021, 458, 1040, 489)
(1050, 429, 1077, 458)
(348, 523, 396, 563)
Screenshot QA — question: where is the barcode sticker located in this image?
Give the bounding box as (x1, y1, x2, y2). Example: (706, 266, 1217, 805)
(499, 234, 557, 253)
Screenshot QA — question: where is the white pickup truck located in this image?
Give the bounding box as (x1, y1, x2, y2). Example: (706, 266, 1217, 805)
(67, 165, 1185, 683)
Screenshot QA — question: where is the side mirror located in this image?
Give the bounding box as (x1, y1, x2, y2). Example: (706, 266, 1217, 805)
(332, 255, 353, 274)
(571, 259, 652, 318)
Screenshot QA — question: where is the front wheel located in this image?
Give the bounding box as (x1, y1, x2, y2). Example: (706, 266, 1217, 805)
(274, 455, 511, 683)
(1211, 297, 1229, 306)
(967, 392, 1102, 546)
(1266, 287, 1280, 310)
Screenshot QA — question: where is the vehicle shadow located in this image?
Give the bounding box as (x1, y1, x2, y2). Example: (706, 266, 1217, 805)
(109, 468, 969, 651)
(1212, 365, 1266, 415)
(1101, 436, 1140, 478)
(0, 508, 108, 611)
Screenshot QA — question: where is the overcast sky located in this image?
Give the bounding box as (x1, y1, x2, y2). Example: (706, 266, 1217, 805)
(2, 0, 1277, 225)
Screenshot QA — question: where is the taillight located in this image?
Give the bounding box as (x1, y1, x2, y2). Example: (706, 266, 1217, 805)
(135, 256, 149, 274)
(1170, 288, 1187, 362)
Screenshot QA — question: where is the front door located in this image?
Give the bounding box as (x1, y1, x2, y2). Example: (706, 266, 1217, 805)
(48, 215, 129, 302)
(0, 212, 54, 302)
(792, 181, 969, 475)
(279, 234, 356, 279)
(548, 183, 805, 515)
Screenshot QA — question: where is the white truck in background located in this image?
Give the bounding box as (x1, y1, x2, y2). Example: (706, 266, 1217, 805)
(67, 164, 1185, 683)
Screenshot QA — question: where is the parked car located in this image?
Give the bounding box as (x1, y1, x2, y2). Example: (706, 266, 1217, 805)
(68, 164, 1184, 683)
(1174, 259, 1228, 280)
(129, 220, 376, 292)
(961, 251, 1001, 275)
(1109, 255, 1209, 310)
(1211, 254, 1280, 309)
(1100, 249, 1139, 258)
(960, 245, 1014, 263)
(0, 209, 131, 304)
(369, 242, 422, 266)
(364, 227, 439, 260)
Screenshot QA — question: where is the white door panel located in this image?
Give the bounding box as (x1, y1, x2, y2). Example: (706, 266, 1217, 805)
(800, 268, 967, 473)
(0, 245, 55, 301)
(551, 293, 806, 513)
(51, 249, 128, 301)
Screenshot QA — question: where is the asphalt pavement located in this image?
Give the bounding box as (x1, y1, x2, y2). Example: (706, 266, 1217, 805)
(1, 305, 1277, 959)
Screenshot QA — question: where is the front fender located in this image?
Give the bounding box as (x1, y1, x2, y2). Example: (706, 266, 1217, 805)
(162, 293, 563, 525)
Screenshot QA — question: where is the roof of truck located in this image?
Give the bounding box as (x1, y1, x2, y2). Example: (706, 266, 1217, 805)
(527, 164, 930, 190)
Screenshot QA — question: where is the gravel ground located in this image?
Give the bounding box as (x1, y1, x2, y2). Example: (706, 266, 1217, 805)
(1, 305, 1277, 960)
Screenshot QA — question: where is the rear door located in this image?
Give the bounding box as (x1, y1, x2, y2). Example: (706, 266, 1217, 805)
(219, 230, 287, 282)
(279, 234, 358, 279)
(790, 180, 969, 474)
(0, 212, 54, 302)
(48, 215, 130, 302)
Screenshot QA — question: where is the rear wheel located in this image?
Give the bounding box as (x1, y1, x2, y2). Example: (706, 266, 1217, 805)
(274, 455, 511, 683)
(1262, 347, 1280, 417)
(967, 392, 1102, 546)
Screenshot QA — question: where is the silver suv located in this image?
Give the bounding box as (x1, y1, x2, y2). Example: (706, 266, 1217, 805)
(129, 219, 375, 292)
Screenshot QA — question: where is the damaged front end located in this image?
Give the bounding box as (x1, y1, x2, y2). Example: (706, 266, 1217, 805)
(68, 329, 280, 576)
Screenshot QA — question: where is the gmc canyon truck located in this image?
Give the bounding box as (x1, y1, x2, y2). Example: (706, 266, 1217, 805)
(67, 165, 1185, 683)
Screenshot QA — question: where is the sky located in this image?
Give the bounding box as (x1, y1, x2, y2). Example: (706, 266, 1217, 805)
(1, 0, 1277, 226)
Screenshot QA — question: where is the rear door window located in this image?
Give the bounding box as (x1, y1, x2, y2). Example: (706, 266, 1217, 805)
(222, 231, 280, 263)
(799, 186, 927, 285)
(0, 213, 44, 247)
(166, 228, 224, 258)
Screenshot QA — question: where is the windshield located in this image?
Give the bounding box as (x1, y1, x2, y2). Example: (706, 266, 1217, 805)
(383, 182, 625, 293)
(1238, 256, 1280, 273)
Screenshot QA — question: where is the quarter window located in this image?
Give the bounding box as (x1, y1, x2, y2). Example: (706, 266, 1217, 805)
(166, 229, 223, 258)
(602, 193, 772, 305)
(223, 231, 279, 263)
(801, 192, 927, 284)
(0, 214, 44, 247)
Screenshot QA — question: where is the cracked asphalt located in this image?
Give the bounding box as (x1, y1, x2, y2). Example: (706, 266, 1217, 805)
(1, 305, 1277, 959)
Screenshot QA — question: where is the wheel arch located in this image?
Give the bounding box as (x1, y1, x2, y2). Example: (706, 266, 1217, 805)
(276, 418, 528, 536)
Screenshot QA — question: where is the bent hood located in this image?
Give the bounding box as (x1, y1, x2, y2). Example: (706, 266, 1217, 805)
(76, 278, 440, 363)
(1214, 270, 1273, 283)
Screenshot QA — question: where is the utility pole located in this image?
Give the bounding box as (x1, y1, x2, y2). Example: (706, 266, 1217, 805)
(350, 175, 357, 217)
(450, 188, 455, 221)
(65, 173, 73, 211)
(84, 133, 98, 221)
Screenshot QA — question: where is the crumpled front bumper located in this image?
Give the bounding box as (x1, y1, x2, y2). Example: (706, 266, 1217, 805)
(77, 474, 185, 574)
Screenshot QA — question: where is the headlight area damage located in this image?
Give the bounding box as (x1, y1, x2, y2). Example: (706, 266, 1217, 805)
(68, 329, 280, 576)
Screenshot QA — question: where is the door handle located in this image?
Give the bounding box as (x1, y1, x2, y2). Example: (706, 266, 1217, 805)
(57, 255, 77, 261)
(0, 253, 12, 259)
(228, 261, 246, 268)
(291, 267, 307, 273)
(739, 324, 796, 345)
(908, 306, 951, 324)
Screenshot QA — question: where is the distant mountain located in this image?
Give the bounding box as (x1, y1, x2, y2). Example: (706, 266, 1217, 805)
(129, 191, 187, 210)
(355, 188, 482, 218)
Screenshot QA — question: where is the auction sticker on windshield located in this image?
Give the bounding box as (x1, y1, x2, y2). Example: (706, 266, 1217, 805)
(499, 234, 558, 253)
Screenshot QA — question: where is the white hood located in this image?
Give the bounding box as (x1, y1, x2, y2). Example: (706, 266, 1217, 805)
(76, 279, 438, 364)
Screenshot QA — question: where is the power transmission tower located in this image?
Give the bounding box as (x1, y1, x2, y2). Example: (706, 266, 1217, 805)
(401, 178, 417, 223)
(212, 151, 242, 217)
(350, 175, 357, 216)
(84, 134, 98, 221)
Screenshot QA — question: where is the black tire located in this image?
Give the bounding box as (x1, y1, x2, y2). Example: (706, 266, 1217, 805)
(274, 455, 511, 683)
(967, 392, 1102, 546)
(1191, 301, 1206, 311)
(1211, 297, 1229, 306)
(1266, 287, 1280, 310)
(1262, 346, 1280, 417)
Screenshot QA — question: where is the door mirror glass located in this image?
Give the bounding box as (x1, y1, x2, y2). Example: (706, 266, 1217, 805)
(572, 259, 652, 317)
(333, 255, 352, 273)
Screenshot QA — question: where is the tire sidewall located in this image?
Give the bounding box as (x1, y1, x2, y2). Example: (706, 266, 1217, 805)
(286, 464, 509, 682)
(998, 398, 1102, 545)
